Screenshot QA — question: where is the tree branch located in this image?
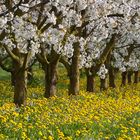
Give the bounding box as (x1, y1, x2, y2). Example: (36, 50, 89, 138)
(2, 44, 20, 62)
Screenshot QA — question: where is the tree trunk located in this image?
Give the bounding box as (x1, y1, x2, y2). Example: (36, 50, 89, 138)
(86, 74, 95, 92)
(28, 67, 33, 84)
(12, 48, 28, 107)
(36, 48, 60, 98)
(108, 67, 116, 88)
(134, 71, 139, 84)
(69, 73, 79, 95)
(14, 70, 27, 107)
(127, 71, 133, 84)
(69, 43, 80, 95)
(44, 61, 58, 98)
(121, 72, 127, 86)
(100, 78, 107, 91)
(86, 68, 95, 92)
(11, 71, 15, 86)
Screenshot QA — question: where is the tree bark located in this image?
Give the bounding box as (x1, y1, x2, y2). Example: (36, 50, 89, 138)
(86, 68, 95, 92)
(108, 66, 116, 88)
(87, 34, 116, 91)
(121, 72, 127, 86)
(11, 71, 15, 86)
(36, 48, 60, 98)
(28, 67, 33, 84)
(127, 71, 133, 84)
(100, 78, 107, 91)
(86, 74, 95, 92)
(13, 69, 27, 107)
(44, 61, 58, 98)
(134, 71, 139, 84)
(69, 43, 80, 95)
(11, 48, 28, 107)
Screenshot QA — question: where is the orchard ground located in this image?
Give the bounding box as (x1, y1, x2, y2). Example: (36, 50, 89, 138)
(0, 64, 140, 140)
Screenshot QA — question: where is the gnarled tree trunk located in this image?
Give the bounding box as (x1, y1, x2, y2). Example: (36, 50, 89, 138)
(86, 67, 95, 92)
(28, 67, 33, 84)
(12, 48, 28, 107)
(100, 78, 107, 91)
(134, 71, 139, 84)
(43, 61, 58, 98)
(108, 66, 116, 88)
(36, 48, 60, 98)
(11, 71, 15, 86)
(127, 71, 133, 84)
(121, 72, 127, 86)
(69, 43, 80, 95)
(86, 74, 95, 92)
(14, 69, 27, 107)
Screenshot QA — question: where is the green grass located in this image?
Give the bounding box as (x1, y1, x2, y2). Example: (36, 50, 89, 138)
(0, 68, 10, 81)
(0, 65, 140, 140)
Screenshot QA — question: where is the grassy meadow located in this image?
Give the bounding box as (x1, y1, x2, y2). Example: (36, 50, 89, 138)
(0, 65, 140, 140)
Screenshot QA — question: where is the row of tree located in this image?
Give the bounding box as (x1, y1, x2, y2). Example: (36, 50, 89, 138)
(0, 0, 140, 106)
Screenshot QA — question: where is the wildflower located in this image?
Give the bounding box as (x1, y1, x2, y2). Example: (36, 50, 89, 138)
(21, 132, 27, 139)
(76, 130, 81, 137)
(38, 131, 43, 137)
(12, 111, 19, 117)
(0, 115, 7, 123)
(17, 123, 22, 129)
(57, 129, 65, 139)
(48, 136, 54, 140)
